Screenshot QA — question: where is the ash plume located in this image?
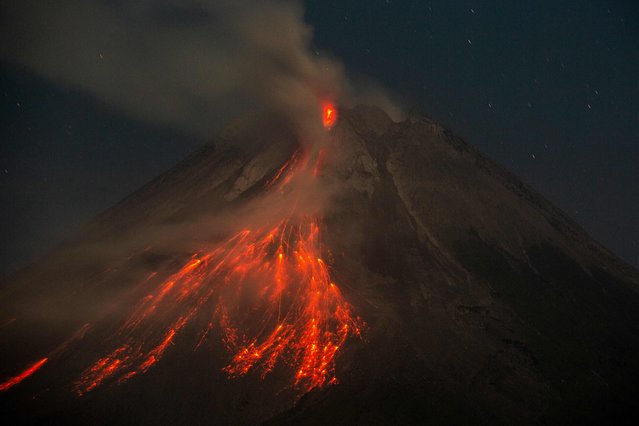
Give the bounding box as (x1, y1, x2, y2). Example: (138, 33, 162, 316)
(0, 2, 398, 407)
(0, 0, 400, 141)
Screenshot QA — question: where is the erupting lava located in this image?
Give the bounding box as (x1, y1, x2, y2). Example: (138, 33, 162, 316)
(3, 106, 362, 399)
(322, 103, 337, 128)
(75, 215, 362, 395)
(73, 130, 363, 395)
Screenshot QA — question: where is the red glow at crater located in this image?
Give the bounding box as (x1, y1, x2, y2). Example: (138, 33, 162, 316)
(322, 103, 337, 128)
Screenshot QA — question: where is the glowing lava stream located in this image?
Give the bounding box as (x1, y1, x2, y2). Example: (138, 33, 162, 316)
(0, 323, 90, 392)
(0, 358, 48, 392)
(75, 129, 364, 395)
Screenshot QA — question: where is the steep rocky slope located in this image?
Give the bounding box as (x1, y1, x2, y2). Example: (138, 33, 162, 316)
(1, 106, 638, 425)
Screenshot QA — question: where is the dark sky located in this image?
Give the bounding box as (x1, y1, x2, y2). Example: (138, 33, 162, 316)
(1, 0, 638, 276)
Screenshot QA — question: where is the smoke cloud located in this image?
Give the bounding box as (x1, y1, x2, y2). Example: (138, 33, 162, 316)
(0, 1, 401, 324)
(1, 0, 400, 140)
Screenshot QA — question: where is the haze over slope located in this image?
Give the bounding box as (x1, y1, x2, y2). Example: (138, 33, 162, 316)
(1, 106, 638, 425)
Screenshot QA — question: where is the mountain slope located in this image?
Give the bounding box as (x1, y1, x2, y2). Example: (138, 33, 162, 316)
(1, 106, 638, 425)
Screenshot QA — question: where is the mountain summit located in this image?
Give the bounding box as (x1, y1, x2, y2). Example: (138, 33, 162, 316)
(2, 106, 638, 424)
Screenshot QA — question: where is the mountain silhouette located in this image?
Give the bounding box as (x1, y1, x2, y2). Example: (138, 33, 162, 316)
(1, 105, 638, 425)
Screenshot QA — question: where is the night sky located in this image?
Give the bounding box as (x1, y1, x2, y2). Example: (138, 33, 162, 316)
(1, 0, 638, 277)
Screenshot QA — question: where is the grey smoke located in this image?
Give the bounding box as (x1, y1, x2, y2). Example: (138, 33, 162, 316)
(1, 0, 401, 139)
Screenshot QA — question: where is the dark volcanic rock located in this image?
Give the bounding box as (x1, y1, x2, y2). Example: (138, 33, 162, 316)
(1, 106, 638, 425)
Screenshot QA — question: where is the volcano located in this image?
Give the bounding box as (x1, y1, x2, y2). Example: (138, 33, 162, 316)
(1, 105, 638, 425)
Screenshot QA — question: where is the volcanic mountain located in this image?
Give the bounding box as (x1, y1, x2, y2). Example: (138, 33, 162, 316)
(1, 105, 639, 425)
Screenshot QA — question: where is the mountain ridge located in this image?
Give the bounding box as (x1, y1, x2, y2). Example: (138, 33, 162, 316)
(1, 105, 638, 424)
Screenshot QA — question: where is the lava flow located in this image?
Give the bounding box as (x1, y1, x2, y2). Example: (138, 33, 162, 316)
(74, 125, 364, 395)
(76, 216, 361, 395)
(0, 105, 360, 397)
(0, 358, 48, 392)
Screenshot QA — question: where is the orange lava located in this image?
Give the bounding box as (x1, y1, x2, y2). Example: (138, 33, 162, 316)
(74, 149, 364, 396)
(0, 358, 48, 392)
(222, 219, 362, 389)
(322, 103, 337, 128)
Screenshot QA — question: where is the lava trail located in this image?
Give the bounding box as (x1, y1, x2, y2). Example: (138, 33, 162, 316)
(0, 358, 48, 392)
(4, 106, 363, 398)
(74, 145, 363, 395)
